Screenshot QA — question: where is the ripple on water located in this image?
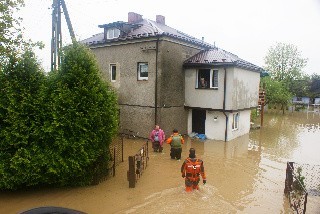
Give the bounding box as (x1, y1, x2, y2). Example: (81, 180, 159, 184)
(116, 185, 238, 214)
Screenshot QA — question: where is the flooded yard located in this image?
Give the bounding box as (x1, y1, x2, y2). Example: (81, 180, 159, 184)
(0, 112, 319, 213)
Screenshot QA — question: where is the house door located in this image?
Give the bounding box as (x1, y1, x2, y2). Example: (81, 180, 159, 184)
(192, 109, 206, 134)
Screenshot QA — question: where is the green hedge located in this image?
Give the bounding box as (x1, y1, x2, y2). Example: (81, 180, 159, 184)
(0, 43, 118, 189)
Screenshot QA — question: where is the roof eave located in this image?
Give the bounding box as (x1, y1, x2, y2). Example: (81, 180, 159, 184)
(183, 62, 235, 69)
(85, 33, 213, 49)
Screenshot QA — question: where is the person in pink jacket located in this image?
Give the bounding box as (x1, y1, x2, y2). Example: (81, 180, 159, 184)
(149, 125, 165, 152)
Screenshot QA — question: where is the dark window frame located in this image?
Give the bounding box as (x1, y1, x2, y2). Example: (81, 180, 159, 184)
(110, 64, 116, 82)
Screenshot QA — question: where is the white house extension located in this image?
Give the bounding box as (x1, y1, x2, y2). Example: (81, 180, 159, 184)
(184, 48, 262, 141)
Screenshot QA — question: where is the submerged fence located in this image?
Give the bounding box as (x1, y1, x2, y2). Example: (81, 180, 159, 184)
(127, 140, 149, 188)
(92, 135, 124, 185)
(284, 162, 320, 214)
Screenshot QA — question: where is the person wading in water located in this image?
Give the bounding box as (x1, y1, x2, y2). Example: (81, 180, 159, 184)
(181, 148, 206, 192)
(166, 129, 184, 160)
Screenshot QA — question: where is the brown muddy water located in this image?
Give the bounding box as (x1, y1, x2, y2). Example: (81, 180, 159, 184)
(1, 112, 320, 214)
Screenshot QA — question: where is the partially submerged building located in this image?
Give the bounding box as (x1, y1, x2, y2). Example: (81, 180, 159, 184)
(82, 12, 263, 141)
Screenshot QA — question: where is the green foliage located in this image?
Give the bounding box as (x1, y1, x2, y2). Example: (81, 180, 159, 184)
(309, 73, 320, 98)
(0, 50, 47, 189)
(292, 167, 306, 196)
(250, 109, 258, 122)
(0, 43, 118, 189)
(261, 77, 292, 113)
(289, 75, 310, 97)
(264, 42, 307, 84)
(0, 0, 43, 66)
(0, 0, 24, 56)
(44, 42, 118, 186)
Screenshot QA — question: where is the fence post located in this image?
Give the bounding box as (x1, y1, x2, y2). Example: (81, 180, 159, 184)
(146, 141, 148, 168)
(128, 156, 136, 188)
(113, 147, 116, 177)
(284, 162, 294, 195)
(121, 136, 124, 162)
(303, 192, 308, 214)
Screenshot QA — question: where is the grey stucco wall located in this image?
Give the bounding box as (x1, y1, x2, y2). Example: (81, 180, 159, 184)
(91, 40, 157, 137)
(157, 38, 202, 136)
(89, 38, 203, 138)
(92, 40, 157, 106)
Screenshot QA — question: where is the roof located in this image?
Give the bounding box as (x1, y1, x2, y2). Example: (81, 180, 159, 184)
(184, 48, 264, 72)
(82, 15, 263, 73)
(82, 19, 213, 48)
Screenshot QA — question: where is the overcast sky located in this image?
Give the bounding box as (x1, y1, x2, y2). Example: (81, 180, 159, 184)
(19, 0, 320, 75)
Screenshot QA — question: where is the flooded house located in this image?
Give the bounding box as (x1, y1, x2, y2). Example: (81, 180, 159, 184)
(82, 12, 263, 141)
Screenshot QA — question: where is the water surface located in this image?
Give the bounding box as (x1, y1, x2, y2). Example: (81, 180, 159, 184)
(0, 112, 319, 213)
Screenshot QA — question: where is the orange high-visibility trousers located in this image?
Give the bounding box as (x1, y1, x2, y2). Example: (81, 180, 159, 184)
(185, 178, 200, 192)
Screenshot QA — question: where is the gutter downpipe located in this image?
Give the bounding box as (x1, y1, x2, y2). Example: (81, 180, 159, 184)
(155, 35, 160, 125)
(223, 67, 228, 142)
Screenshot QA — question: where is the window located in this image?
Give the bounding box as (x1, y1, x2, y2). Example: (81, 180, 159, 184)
(232, 112, 239, 130)
(196, 69, 218, 89)
(107, 28, 120, 39)
(110, 64, 116, 82)
(138, 62, 148, 80)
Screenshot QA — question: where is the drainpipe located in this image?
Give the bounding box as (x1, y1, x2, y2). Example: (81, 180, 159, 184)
(223, 67, 228, 142)
(155, 35, 160, 125)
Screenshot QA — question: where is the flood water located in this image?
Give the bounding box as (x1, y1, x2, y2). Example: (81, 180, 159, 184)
(1, 112, 320, 214)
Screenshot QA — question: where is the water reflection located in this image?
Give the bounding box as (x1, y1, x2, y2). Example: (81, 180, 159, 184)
(0, 112, 319, 213)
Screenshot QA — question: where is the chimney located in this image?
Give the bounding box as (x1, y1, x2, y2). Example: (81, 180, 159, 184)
(156, 15, 165, 25)
(128, 12, 143, 24)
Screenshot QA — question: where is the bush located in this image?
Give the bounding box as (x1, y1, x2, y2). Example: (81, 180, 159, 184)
(0, 51, 47, 189)
(0, 43, 118, 189)
(43, 43, 118, 186)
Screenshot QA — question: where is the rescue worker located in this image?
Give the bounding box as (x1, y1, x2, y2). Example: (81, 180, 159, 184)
(149, 125, 165, 152)
(166, 129, 184, 160)
(181, 148, 206, 192)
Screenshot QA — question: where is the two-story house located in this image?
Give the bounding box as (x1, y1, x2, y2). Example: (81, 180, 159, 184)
(184, 49, 262, 141)
(82, 12, 263, 141)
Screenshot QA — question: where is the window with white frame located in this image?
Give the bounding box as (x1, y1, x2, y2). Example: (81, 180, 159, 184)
(138, 62, 148, 80)
(196, 69, 218, 89)
(232, 112, 239, 130)
(110, 64, 116, 82)
(107, 28, 120, 39)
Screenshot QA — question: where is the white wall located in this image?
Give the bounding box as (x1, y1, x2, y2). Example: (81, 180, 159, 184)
(229, 68, 260, 110)
(205, 111, 226, 140)
(185, 67, 260, 110)
(185, 68, 224, 109)
(187, 109, 252, 141)
(185, 66, 257, 141)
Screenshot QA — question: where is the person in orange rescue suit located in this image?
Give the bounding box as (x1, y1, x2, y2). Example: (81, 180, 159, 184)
(166, 129, 184, 160)
(181, 148, 206, 192)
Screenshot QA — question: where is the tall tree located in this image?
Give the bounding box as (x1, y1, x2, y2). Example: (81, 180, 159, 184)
(0, 0, 42, 65)
(264, 42, 308, 83)
(309, 73, 320, 98)
(261, 77, 292, 114)
(289, 75, 310, 97)
(0, 0, 24, 61)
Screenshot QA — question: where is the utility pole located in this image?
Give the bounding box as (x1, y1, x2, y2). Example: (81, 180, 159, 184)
(51, 0, 75, 71)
